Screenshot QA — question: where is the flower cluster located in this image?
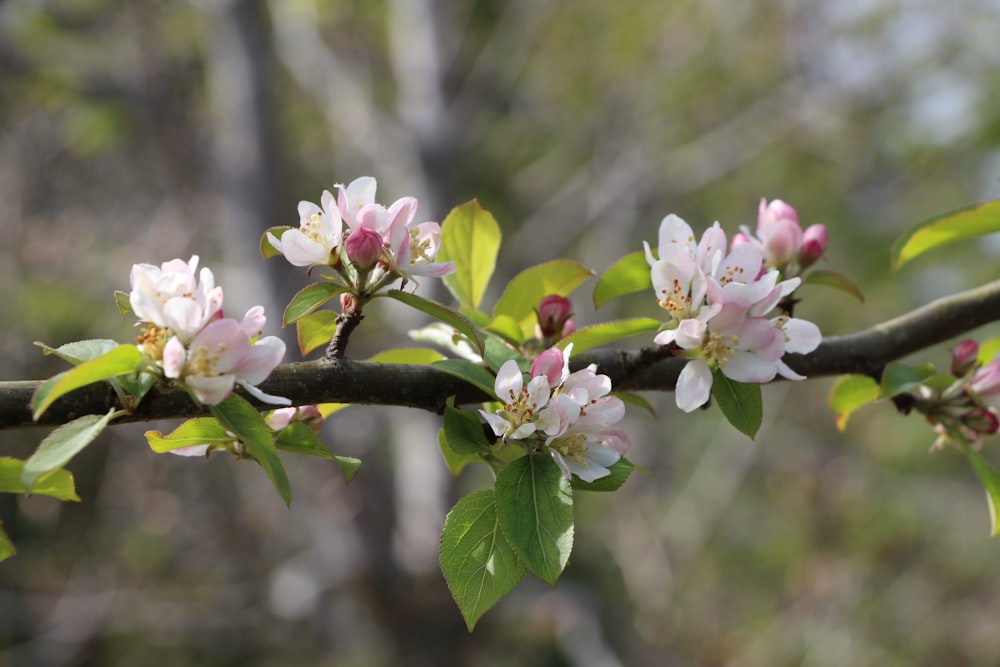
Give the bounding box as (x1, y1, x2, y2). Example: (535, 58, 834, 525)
(267, 176, 455, 294)
(130, 256, 287, 406)
(481, 345, 630, 482)
(645, 213, 822, 412)
(923, 340, 1000, 450)
(733, 198, 828, 275)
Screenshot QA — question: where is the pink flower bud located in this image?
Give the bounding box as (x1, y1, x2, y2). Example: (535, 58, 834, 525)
(730, 232, 751, 250)
(799, 224, 828, 266)
(971, 359, 1000, 403)
(531, 347, 566, 387)
(267, 405, 325, 432)
(536, 295, 574, 339)
(758, 198, 799, 232)
(759, 218, 802, 267)
(951, 339, 980, 376)
(344, 226, 384, 270)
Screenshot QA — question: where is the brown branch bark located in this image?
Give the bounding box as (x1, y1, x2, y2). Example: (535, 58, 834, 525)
(3, 280, 1000, 430)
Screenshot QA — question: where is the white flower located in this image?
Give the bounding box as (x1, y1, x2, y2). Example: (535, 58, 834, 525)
(130, 255, 223, 343)
(479, 359, 555, 441)
(268, 193, 344, 267)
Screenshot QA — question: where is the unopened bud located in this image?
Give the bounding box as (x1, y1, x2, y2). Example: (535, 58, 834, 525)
(344, 226, 383, 270)
(536, 295, 574, 339)
(799, 224, 828, 266)
(730, 232, 751, 250)
(951, 339, 980, 377)
(531, 347, 566, 387)
(758, 198, 799, 231)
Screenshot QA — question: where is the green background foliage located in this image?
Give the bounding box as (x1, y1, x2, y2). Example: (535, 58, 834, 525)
(4, 0, 1000, 665)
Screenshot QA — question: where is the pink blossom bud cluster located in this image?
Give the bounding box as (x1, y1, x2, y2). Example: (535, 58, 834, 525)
(925, 340, 1000, 450)
(732, 199, 827, 274)
(129, 256, 287, 406)
(266, 176, 455, 295)
(535, 294, 575, 342)
(480, 345, 630, 482)
(644, 213, 822, 412)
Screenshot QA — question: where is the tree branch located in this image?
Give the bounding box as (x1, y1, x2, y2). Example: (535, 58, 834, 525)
(3, 281, 999, 430)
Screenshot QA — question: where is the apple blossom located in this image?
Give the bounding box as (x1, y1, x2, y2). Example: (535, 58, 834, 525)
(130, 256, 223, 343)
(161, 317, 288, 406)
(480, 359, 556, 441)
(268, 194, 344, 268)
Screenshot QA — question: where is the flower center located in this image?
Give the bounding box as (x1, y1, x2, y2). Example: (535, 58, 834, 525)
(187, 343, 225, 377)
(657, 278, 693, 321)
(408, 228, 432, 264)
(550, 433, 589, 465)
(137, 325, 170, 361)
(703, 332, 739, 368)
(302, 211, 329, 245)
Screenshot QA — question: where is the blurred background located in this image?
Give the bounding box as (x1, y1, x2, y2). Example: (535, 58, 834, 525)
(3, 0, 1000, 665)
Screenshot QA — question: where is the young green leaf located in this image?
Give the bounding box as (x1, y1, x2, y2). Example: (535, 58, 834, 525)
(31, 345, 143, 420)
(146, 417, 233, 453)
(440, 490, 526, 631)
(211, 395, 292, 506)
(296, 310, 339, 356)
(274, 422, 335, 459)
(495, 454, 574, 585)
(878, 362, 936, 400)
(0, 457, 80, 501)
(438, 200, 502, 310)
(34, 339, 121, 365)
(283, 282, 346, 326)
(712, 370, 763, 439)
(334, 456, 362, 484)
(557, 318, 662, 354)
(485, 315, 524, 346)
(978, 336, 1000, 365)
(493, 260, 593, 340)
(438, 428, 482, 476)
(829, 374, 880, 431)
(593, 251, 652, 310)
(21, 409, 117, 492)
(114, 290, 133, 315)
(962, 444, 1000, 536)
(892, 199, 1000, 271)
(614, 390, 655, 415)
(482, 334, 526, 373)
(443, 398, 492, 455)
(385, 290, 486, 357)
(802, 269, 865, 303)
(0, 523, 15, 563)
(433, 359, 499, 398)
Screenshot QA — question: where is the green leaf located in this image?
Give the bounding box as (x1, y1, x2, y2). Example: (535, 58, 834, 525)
(438, 428, 482, 476)
(433, 359, 498, 398)
(34, 339, 120, 365)
(712, 370, 763, 439)
(443, 398, 491, 455)
(878, 362, 936, 400)
(145, 417, 233, 453)
(802, 269, 865, 303)
(115, 371, 157, 409)
(334, 456, 362, 484)
(274, 422, 334, 459)
(440, 490, 526, 630)
(557, 318, 662, 354)
(296, 310, 339, 356)
(385, 290, 486, 357)
(593, 251, 652, 310)
(438, 200, 502, 310)
(460, 306, 492, 328)
(570, 458, 639, 492)
(614, 390, 655, 415)
(0, 522, 15, 563)
(962, 444, 1000, 536)
(892, 199, 1000, 271)
(493, 260, 594, 340)
(31, 345, 143, 420)
(368, 347, 445, 364)
(495, 455, 574, 585)
(829, 374, 880, 431)
(261, 225, 293, 259)
(485, 314, 524, 346)
(978, 336, 1000, 365)
(211, 395, 292, 506)
(0, 457, 80, 501)
(482, 334, 526, 374)
(283, 282, 346, 326)
(114, 290, 132, 315)
(21, 409, 117, 492)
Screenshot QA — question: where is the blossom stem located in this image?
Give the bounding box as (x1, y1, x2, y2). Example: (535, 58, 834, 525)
(326, 308, 365, 359)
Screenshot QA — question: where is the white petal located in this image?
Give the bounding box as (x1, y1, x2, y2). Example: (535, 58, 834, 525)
(494, 360, 524, 403)
(783, 317, 822, 354)
(280, 229, 331, 267)
(723, 352, 777, 384)
(676, 360, 712, 412)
